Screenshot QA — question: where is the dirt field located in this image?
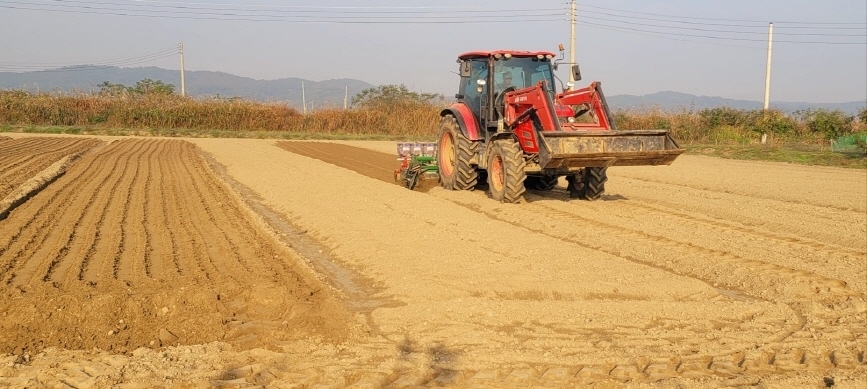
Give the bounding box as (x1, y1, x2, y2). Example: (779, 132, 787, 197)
(0, 135, 864, 388)
(0, 137, 100, 201)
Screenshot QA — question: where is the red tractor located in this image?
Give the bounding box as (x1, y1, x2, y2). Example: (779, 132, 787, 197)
(437, 48, 684, 203)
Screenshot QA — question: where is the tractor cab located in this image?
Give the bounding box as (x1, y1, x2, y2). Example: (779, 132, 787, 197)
(456, 51, 558, 132)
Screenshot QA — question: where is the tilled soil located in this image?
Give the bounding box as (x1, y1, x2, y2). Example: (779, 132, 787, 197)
(0, 135, 864, 388)
(0, 137, 101, 200)
(0, 138, 356, 356)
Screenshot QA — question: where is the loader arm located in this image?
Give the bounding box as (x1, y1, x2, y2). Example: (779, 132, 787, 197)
(503, 81, 560, 132)
(556, 81, 616, 131)
(501, 81, 684, 169)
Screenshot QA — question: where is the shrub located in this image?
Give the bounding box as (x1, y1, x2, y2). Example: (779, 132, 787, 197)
(801, 109, 854, 139)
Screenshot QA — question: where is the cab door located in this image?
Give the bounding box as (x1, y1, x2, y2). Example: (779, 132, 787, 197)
(458, 59, 489, 129)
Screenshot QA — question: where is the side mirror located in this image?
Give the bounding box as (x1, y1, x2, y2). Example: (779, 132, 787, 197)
(571, 64, 582, 82)
(459, 61, 472, 77)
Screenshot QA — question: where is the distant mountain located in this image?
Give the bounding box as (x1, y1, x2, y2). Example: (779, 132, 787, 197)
(607, 91, 865, 114)
(0, 66, 375, 108)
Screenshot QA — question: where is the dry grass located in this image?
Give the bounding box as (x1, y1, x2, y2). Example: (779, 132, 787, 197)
(1, 91, 863, 145)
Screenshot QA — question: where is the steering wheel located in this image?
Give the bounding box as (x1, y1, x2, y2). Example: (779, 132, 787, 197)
(494, 86, 518, 119)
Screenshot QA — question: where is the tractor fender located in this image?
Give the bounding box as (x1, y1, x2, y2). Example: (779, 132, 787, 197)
(440, 103, 481, 140)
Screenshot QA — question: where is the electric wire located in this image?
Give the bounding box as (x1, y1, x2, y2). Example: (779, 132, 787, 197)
(575, 2, 867, 26)
(579, 20, 866, 45)
(0, 48, 178, 72)
(0, 2, 567, 23)
(581, 10, 867, 32)
(37, 0, 567, 14)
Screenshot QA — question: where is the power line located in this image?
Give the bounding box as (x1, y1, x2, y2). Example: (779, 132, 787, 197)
(5, 1, 565, 19)
(580, 23, 765, 50)
(0, 48, 178, 72)
(579, 20, 866, 45)
(36, 0, 567, 14)
(0, 5, 565, 24)
(576, 2, 867, 26)
(0, 48, 176, 67)
(584, 15, 866, 37)
(580, 9, 867, 31)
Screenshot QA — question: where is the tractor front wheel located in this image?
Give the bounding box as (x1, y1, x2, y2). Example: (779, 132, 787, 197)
(438, 115, 478, 190)
(583, 167, 608, 200)
(567, 167, 607, 200)
(487, 139, 527, 203)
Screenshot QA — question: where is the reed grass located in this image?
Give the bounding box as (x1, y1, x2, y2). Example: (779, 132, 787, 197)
(1, 90, 863, 145)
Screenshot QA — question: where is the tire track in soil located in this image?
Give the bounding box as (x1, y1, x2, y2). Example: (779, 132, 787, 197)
(0, 138, 357, 355)
(614, 177, 867, 252)
(526, 190, 867, 296)
(276, 141, 866, 385)
(616, 174, 863, 213)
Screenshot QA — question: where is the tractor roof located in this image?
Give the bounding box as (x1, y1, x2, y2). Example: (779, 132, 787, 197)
(458, 50, 556, 60)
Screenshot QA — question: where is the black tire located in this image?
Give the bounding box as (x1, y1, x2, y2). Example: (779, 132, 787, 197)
(583, 167, 607, 201)
(437, 115, 478, 191)
(566, 173, 585, 199)
(487, 139, 526, 203)
(524, 176, 558, 191)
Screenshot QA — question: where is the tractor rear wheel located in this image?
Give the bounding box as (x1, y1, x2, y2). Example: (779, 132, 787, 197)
(583, 167, 608, 201)
(487, 139, 526, 203)
(438, 115, 478, 190)
(524, 176, 558, 191)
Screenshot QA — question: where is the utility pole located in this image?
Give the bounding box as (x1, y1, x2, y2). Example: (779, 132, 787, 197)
(302, 81, 307, 114)
(763, 23, 773, 110)
(569, 0, 576, 83)
(179, 42, 186, 97)
(344, 85, 348, 110)
(761, 22, 773, 144)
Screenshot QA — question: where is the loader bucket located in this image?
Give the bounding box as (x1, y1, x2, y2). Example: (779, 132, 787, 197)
(537, 130, 684, 169)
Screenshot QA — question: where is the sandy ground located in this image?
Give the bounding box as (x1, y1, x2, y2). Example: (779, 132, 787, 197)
(0, 134, 864, 388)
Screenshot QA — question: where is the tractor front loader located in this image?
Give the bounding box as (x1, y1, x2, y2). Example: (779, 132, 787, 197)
(436, 48, 684, 202)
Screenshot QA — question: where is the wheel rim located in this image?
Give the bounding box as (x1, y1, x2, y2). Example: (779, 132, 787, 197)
(490, 155, 504, 192)
(439, 132, 455, 177)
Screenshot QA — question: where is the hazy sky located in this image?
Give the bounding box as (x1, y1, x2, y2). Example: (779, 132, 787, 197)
(1, 0, 865, 103)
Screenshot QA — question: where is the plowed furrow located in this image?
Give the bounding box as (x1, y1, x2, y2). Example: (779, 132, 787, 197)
(142, 140, 167, 278)
(179, 149, 253, 279)
(172, 144, 234, 283)
(0, 138, 99, 200)
(165, 142, 217, 282)
(0, 138, 355, 354)
(188, 150, 290, 281)
(0, 138, 50, 163)
(0, 145, 106, 283)
(78, 141, 142, 283)
(25, 140, 143, 285)
(60, 141, 140, 284)
(114, 140, 154, 281)
(0, 142, 121, 285)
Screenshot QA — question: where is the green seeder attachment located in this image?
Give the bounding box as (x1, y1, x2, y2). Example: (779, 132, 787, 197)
(394, 142, 439, 190)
